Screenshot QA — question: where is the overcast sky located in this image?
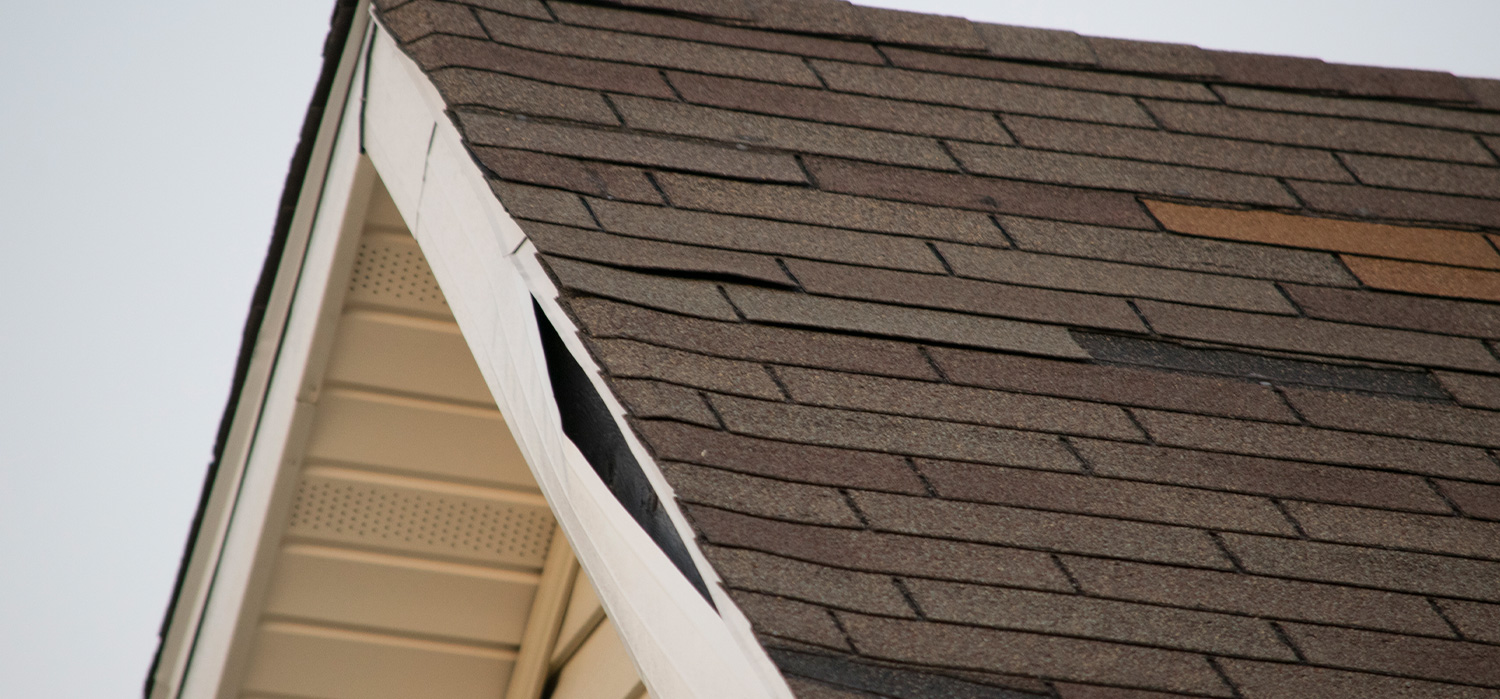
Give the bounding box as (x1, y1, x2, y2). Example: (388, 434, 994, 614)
(1, 1, 1496, 697)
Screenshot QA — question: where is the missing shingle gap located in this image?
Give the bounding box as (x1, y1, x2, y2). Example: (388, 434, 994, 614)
(891, 577, 927, 619)
(1427, 598, 1469, 640)
(763, 365, 794, 402)
(1204, 657, 1247, 699)
(1208, 532, 1248, 573)
(839, 489, 872, 528)
(903, 457, 939, 497)
(915, 346, 951, 382)
(925, 241, 956, 274)
(1268, 499, 1310, 539)
(1267, 622, 1309, 663)
(1048, 554, 1084, 594)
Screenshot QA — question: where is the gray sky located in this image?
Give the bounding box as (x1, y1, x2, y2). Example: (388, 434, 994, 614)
(1, 1, 1496, 697)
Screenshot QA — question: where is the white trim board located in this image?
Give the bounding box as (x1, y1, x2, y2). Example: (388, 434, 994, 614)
(360, 20, 794, 699)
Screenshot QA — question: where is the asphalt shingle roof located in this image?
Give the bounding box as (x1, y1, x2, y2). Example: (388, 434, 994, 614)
(376, 0, 1500, 695)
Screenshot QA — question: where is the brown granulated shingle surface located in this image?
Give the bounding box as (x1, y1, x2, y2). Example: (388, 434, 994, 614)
(376, 1, 1500, 694)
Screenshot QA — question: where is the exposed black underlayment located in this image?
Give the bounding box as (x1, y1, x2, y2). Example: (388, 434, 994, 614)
(1073, 332, 1449, 400)
(770, 648, 1048, 699)
(535, 299, 715, 606)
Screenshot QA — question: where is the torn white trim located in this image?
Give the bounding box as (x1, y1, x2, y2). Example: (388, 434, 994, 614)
(361, 21, 793, 699)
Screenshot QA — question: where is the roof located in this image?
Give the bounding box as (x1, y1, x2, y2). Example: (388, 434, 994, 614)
(376, 0, 1500, 696)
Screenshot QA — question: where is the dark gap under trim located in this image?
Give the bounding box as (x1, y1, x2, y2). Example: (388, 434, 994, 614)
(770, 647, 1048, 699)
(1073, 331, 1449, 400)
(535, 299, 715, 607)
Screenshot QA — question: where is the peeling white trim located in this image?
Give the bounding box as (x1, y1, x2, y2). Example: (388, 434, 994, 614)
(361, 22, 794, 699)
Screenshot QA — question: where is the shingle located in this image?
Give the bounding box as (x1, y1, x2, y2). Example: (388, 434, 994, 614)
(776, 367, 1144, 441)
(1283, 284, 1500, 340)
(450, 0, 550, 20)
(1341, 255, 1500, 303)
(1085, 36, 1216, 77)
(1219, 533, 1500, 601)
(687, 506, 1072, 590)
(1283, 386, 1500, 449)
(475, 10, 823, 85)
(654, 172, 1006, 244)
(785, 258, 1147, 332)
(1433, 480, 1500, 521)
(997, 216, 1358, 286)
(402, 34, 676, 98)
(488, 180, 595, 227)
(851, 491, 1230, 569)
(610, 378, 719, 426)
(1131, 408, 1500, 480)
(856, 6, 984, 51)
(1133, 299, 1500, 373)
(1291, 180, 1500, 229)
(589, 337, 784, 399)
(547, 1, 883, 63)
(887, 47, 1215, 101)
(1333, 63, 1473, 103)
(781, 676, 875, 699)
(774, 649, 1055, 699)
(570, 298, 938, 379)
(948, 142, 1299, 207)
(1054, 683, 1204, 699)
(805, 157, 1158, 229)
(705, 546, 914, 616)
(382, 0, 487, 42)
(428, 68, 620, 124)
(665, 71, 1012, 143)
(743, 0, 870, 38)
(1206, 51, 1345, 93)
(1281, 623, 1500, 687)
(1063, 555, 1454, 636)
(475, 148, 662, 203)
(1072, 332, 1450, 399)
(1340, 153, 1500, 199)
(728, 591, 851, 651)
(811, 60, 1156, 127)
(1468, 78, 1500, 111)
(1218, 659, 1497, 699)
(1283, 501, 1500, 561)
(1069, 439, 1454, 514)
(837, 613, 1233, 696)
(724, 285, 1089, 358)
(635, 420, 926, 494)
(1215, 84, 1500, 134)
(1435, 372, 1500, 410)
(928, 347, 1300, 422)
(586, 199, 947, 274)
(662, 463, 862, 526)
(527, 222, 794, 287)
(611, 94, 957, 169)
(917, 459, 1295, 534)
(906, 579, 1295, 660)
(1438, 599, 1500, 644)
(940, 243, 1297, 314)
(971, 23, 1095, 65)
(585, 0, 754, 21)
(1145, 200, 1500, 269)
(1002, 115, 1352, 181)
(710, 394, 1081, 470)
(457, 112, 806, 183)
(543, 257, 740, 320)
(1144, 99, 1496, 164)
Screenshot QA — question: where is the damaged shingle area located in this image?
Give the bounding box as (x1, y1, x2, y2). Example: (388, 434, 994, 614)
(376, 0, 1500, 696)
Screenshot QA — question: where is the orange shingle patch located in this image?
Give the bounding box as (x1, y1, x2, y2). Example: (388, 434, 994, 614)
(1145, 199, 1500, 269)
(1342, 255, 1500, 302)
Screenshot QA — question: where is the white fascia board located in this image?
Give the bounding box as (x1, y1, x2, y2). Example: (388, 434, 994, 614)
(151, 6, 374, 699)
(361, 23, 795, 699)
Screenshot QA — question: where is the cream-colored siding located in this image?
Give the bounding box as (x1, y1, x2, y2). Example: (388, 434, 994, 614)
(549, 569, 648, 699)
